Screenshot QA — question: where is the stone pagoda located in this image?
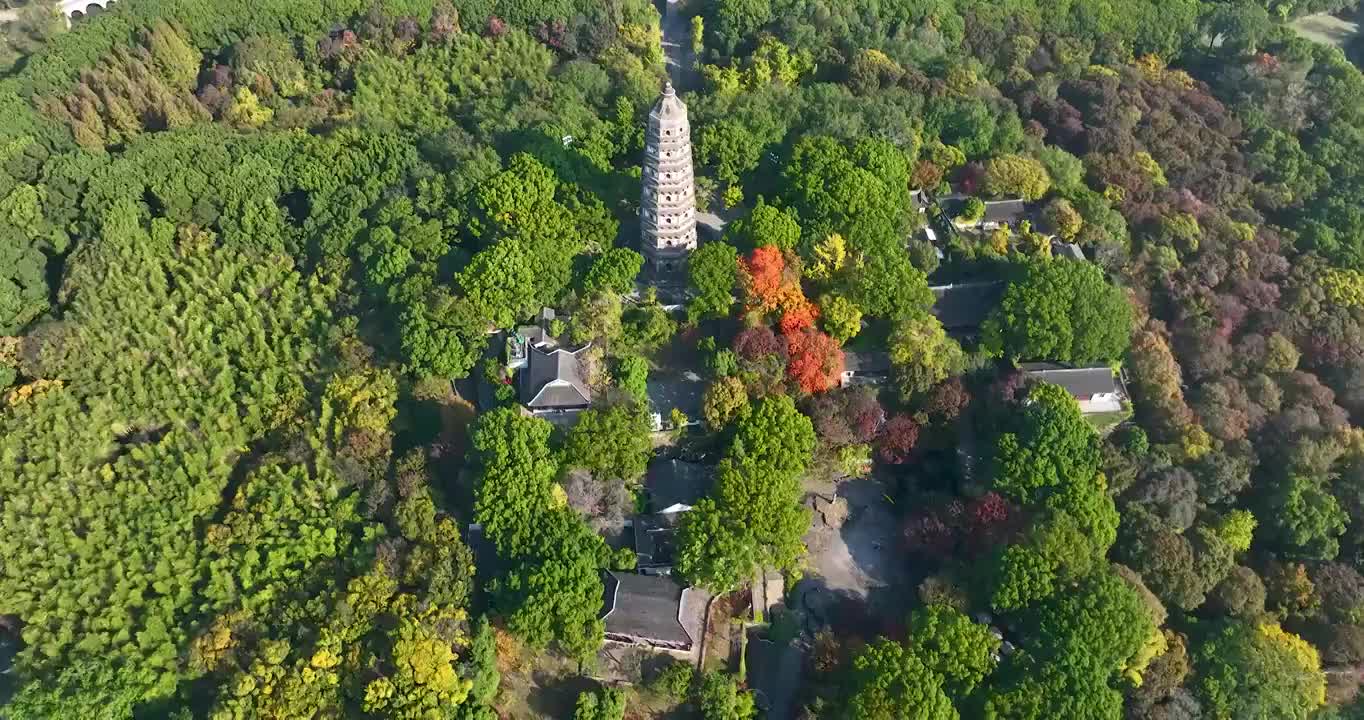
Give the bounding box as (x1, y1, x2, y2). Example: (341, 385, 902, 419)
(639, 81, 696, 273)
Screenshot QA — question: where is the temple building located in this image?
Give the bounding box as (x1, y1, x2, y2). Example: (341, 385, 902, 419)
(640, 81, 696, 273)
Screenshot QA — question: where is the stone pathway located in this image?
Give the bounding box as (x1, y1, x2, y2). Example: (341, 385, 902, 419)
(659, 0, 697, 91)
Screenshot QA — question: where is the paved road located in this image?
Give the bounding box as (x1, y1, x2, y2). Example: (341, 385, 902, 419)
(658, 0, 696, 91)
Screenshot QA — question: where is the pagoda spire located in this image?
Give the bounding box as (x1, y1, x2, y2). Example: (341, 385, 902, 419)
(639, 80, 696, 273)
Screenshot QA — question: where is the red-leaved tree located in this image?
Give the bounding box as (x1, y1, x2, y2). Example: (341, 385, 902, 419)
(785, 329, 845, 394)
(844, 387, 886, 443)
(877, 414, 920, 464)
(924, 377, 971, 423)
(734, 325, 786, 361)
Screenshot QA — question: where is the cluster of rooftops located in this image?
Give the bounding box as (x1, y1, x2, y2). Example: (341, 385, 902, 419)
(484, 85, 1130, 656)
(599, 458, 712, 652)
(502, 290, 1125, 418)
(493, 307, 1123, 655)
(505, 308, 593, 413)
(912, 189, 1087, 262)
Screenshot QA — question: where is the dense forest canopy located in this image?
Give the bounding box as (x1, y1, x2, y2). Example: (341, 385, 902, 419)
(3, 0, 1364, 717)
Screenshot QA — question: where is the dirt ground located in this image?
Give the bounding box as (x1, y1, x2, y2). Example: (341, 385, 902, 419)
(803, 478, 904, 598)
(701, 595, 738, 673)
(1292, 11, 1360, 49)
(797, 476, 908, 631)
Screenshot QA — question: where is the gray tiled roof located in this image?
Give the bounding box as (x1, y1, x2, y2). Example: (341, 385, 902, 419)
(634, 513, 682, 566)
(982, 199, 1028, 225)
(1020, 363, 1120, 398)
(845, 351, 891, 374)
(600, 572, 693, 646)
(930, 282, 1004, 331)
(644, 459, 710, 513)
(522, 344, 592, 409)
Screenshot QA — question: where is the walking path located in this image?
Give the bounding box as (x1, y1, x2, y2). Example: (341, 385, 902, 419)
(658, 0, 697, 91)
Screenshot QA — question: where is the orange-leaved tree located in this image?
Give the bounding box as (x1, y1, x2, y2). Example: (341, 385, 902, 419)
(740, 245, 818, 333)
(739, 245, 789, 313)
(785, 328, 845, 394)
(778, 296, 819, 335)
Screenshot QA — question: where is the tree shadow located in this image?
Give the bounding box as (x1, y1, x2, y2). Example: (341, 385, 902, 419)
(835, 476, 907, 590)
(525, 670, 598, 718)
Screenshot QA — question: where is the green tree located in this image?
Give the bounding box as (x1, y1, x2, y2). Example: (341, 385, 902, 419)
(888, 311, 965, 400)
(689, 241, 739, 322)
(353, 47, 453, 132)
(1264, 474, 1347, 560)
(1022, 570, 1153, 679)
(399, 295, 488, 379)
(986, 570, 1153, 720)
(1042, 198, 1083, 240)
(990, 543, 1058, 612)
(697, 119, 763, 182)
(614, 355, 649, 405)
(845, 244, 934, 319)
(472, 410, 628, 659)
(703, 375, 749, 428)
(778, 136, 910, 257)
(584, 247, 644, 295)
(908, 605, 1000, 695)
(982, 154, 1051, 201)
(471, 409, 560, 556)
(711, 0, 772, 53)
(1212, 509, 1257, 554)
(650, 660, 696, 698)
(459, 617, 500, 719)
(229, 33, 308, 98)
(697, 671, 757, 720)
(574, 685, 627, 720)
(729, 393, 817, 479)
(987, 512, 1105, 612)
(982, 260, 1131, 364)
(572, 290, 625, 346)
(0, 183, 60, 333)
(725, 199, 802, 252)
(1192, 620, 1326, 720)
(840, 639, 957, 720)
(678, 395, 814, 591)
(0, 215, 343, 697)
(990, 383, 1102, 506)
(361, 607, 473, 718)
(983, 659, 1123, 720)
(496, 503, 628, 660)
(563, 404, 652, 482)
(3, 658, 149, 720)
(820, 293, 863, 345)
(620, 301, 677, 354)
(956, 197, 986, 223)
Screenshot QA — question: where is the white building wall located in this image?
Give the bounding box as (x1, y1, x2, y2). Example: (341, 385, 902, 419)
(1077, 393, 1124, 414)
